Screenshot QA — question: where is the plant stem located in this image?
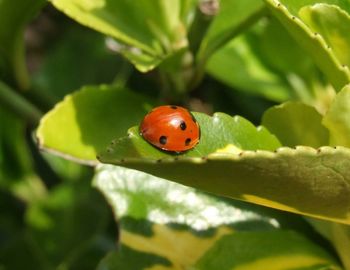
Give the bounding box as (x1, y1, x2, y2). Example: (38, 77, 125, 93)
(12, 33, 30, 90)
(188, 1, 218, 55)
(0, 80, 42, 125)
(189, 7, 267, 91)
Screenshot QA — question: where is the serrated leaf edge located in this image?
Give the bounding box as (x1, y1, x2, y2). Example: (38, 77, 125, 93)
(264, 0, 350, 88)
(36, 85, 119, 166)
(98, 143, 348, 165)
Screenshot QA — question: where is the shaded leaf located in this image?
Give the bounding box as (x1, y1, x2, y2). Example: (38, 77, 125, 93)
(0, 190, 46, 269)
(262, 102, 329, 147)
(26, 181, 110, 268)
(36, 85, 153, 164)
(0, 107, 32, 184)
(258, 16, 315, 77)
(33, 26, 127, 100)
(323, 85, 350, 146)
(207, 35, 291, 102)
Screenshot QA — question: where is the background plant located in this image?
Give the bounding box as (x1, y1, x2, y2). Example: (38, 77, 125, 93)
(1, 0, 350, 269)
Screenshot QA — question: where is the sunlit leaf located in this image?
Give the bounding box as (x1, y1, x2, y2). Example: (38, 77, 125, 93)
(36, 85, 153, 164)
(99, 128, 350, 224)
(263, 0, 350, 90)
(94, 165, 340, 269)
(299, 4, 350, 69)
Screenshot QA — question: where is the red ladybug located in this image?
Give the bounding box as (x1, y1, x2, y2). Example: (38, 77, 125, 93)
(140, 105, 200, 152)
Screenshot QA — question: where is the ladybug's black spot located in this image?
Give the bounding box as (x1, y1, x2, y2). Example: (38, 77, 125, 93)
(185, 138, 191, 146)
(159, 136, 167, 145)
(170, 105, 178, 109)
(180, 121, 187, 130)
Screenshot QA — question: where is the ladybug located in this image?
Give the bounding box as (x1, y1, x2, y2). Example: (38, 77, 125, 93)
(140, 105, 200, 152)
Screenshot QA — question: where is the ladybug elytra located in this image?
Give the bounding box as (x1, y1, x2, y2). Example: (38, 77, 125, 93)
(140, 105, 200, 152)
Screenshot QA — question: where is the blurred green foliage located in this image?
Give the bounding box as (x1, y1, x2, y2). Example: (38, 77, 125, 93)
(1, 0, 350, 269)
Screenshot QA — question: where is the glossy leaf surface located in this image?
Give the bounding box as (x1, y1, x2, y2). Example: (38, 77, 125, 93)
(94, 165, 340, 269)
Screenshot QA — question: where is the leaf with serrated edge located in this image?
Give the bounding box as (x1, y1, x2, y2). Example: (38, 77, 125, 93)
(98, 112, 281, 162)
(263, 0, 350, 90)
(99, 146, 350, 224)
(36, 85, 153, 165)
(299, 4, 350, 68)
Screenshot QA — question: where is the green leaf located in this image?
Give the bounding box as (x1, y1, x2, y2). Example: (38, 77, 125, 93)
(98, 112, 281, 162)
(99, 231, 342, 270)
(50, 0, 195, 72)
(308, 219, 350, 270)
(195, 231, 341, 270)
(97, 110, 350, 224)
(206, 35, 292, 102)
(0, 189, 45, 269)
(299, 4, 350, 69)
(0, 107, 32, 184)
(0, 0, 46, 89)
(26, 181, 111, 268)
(36, 85, 153, 164)
(198, 0, 265, 62)
(262, 102, 329, 147)
(32, 26, 128, 100)
(277, 0, 350, 18)
(94, 165, 311, 230)
(95, 165, 331, 269)
(263, 0, 350, 90)
(99, 139, 350, 224)
(258, 16, 315, 77)
(98, 245, 171, 270)
(323, 85, 350, 147)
